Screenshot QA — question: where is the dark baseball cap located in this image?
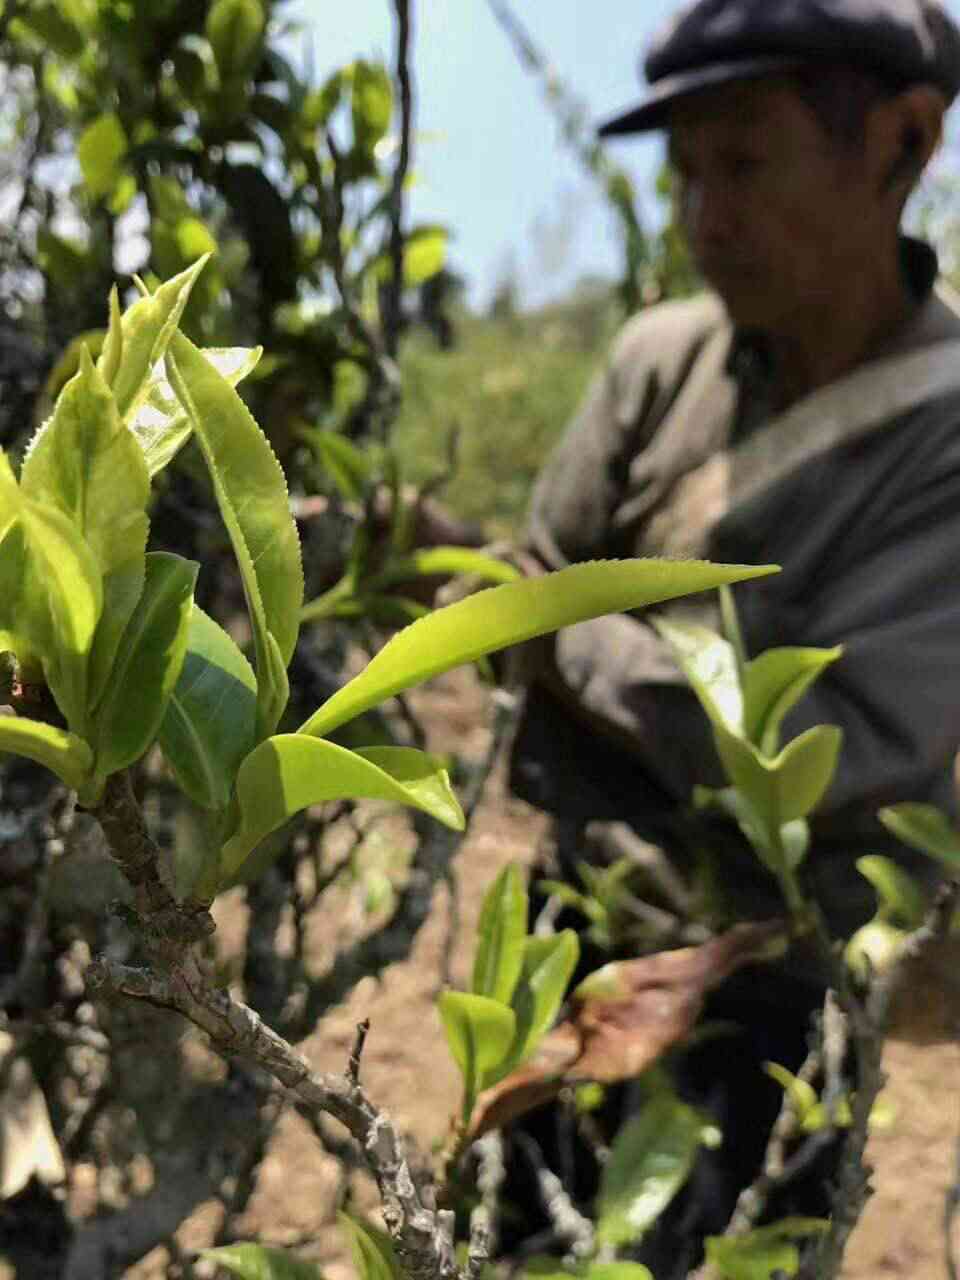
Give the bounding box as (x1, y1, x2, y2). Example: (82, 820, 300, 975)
(599, 0, 960, 136)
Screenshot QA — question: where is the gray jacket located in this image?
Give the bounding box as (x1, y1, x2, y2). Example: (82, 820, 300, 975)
(511, 241, 960, 935)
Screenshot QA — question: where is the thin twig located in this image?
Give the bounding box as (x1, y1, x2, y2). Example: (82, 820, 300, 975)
(348, 1018, 371, 1086)
(383, 0, 413, 358)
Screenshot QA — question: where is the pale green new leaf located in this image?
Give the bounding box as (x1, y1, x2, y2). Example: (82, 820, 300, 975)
(742, 646, 843, 754)
(372, 546, 522, 590)
(20, 346, 150, 708)
(130, 345, 263, 476)
(652, 617, 743, 736)
(158, 606, 257, 812)
(403, 226, 447, 286)
(92, 553, 197, 781)
(472, 863, 528, 1005)
(705, 1219, 828, 1280)
(521, 1262, 653, 1280)
(596, 1093, 716, 1247)
(206, 0, 265, 80)
(16, 498, 102, 732)
(300, 559, 777, 739)
(878, 802, 960, 867)
(166, 331, 302, 737)
(0, 716, 93, 792)
(201, 1242, 325, 1280)
(351, 59, 392, 152)
(763, 1062, 819, 1127)
(714, 724, 842, 834)
(856, 855, 927, 928)
(221, 738, 463, 879)
(78, 113, 127, 198)
(104, 256, 209, 423)
(338, 1213, 403, 1280)
(502, 931, 580, 1076)
(438, 990, 516, 1105)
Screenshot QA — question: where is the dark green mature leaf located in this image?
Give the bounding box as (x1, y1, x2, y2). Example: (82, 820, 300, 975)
(338, 1212, 403, 1280)
(21, 347, 150, 710)
(438, 991, 516, 1106)
(878, 802, 960, 867)
(472, 864, 528, 1005)
(206, 0, 265, 80)
(300, 427, 374, 501)
(92, 553, 198, 782)
(158, 606, 257, 812)
(10, 5, 85, 58)
(77, 113, 127, 198)
(221, 739, 463, 879)
(856, 855, 927, 928)
(596, 1092, 717, 1247)
(166, 331, 303, 737)
(504, 931, 580, 1075)
(742, 646, 843, 754)
(201, 1242, 325, 1279)
(300, 560, 778, 740)
(0, 717, 93, 793)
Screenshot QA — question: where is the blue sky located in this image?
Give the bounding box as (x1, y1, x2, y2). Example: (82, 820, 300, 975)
(288, 0, 960, 310)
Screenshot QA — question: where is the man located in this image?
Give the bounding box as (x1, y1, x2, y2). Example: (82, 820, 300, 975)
(507, 0, 960, 1272)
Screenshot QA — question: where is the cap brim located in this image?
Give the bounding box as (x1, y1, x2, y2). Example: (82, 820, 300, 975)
(598, 55, 806, 136)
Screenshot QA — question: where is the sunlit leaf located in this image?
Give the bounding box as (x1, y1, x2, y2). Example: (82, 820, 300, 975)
(372, 546, 522, 590)
(403, 225, 447, 286)
(221, 738, 463, 879)
(158, 606, 257, 812)
(878, 802, 960, 867)
(92, 553, 197, 781)
(103, 256, 209, 424)
(352, 59, 392, 152)
(472, 864, 528, 1005)
(338, 1213, 402, 1280)
(714, 724, 842, 836)
(652, 617, 743, 736)
(521, 1261, 653, 1280)
(166, 332, 301, 737)
(20, 346, 150, 709)
(596, 1092, 715, 1246)
(77, 113, 127, 198)
(300, 559, 777, 739)
(0, 716, 93, 793)
(201, 1242, 325, 1279)
(763, 1062, 818, 1126)
(129, 345, 263, 476)
(206, 0, 265, 80)
(438, 991, 516, 1106)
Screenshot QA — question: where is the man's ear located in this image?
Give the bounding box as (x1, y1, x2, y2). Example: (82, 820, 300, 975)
(875, 85, 946, 197)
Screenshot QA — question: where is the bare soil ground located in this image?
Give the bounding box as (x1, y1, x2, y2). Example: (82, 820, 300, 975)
(127, 670, 959, 1279)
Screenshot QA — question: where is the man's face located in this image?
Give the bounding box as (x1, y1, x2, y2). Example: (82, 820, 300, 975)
(668, 79, 884, 331)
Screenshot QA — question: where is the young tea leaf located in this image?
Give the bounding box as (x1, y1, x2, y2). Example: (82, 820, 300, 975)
(158, 606, 258, 812)
(503, 931, 580, 1076)
(472, 863, 528, 1005)
(714, 724, 842, 837)
(596, 1092, 715, 1247)
(165, 331, 303, 737)
(338, 1212, 403, 1280)
(0, 716, 93, 793)
(201, 1242, 326, 1279)
(20, 346, 150, 709)
(878, 802, 960, 867)
(221, 738, 464, 880)
(652, 617, 743, 736)
(91, 553, 198, 781)
(742, 646, 843, 754)
(438, 990, 516, 1107)
(855, 854, 927, 928)
(300, 559, 777, 739)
